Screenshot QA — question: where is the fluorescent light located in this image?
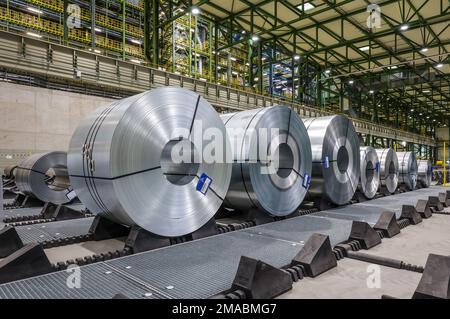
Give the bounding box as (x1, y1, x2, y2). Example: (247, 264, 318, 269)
(389, 65, 398, 69)
(423, 90, 430, 93)
(131, 39, 142, 45)
(130, 59, 141, 64)
(410, 109, 414, 112)
(230, 57, 237, 61)
(251, 35, 259, 42)
(297, 2, 315, 11)
(420, 47, 428, 53)
(254, 77, 259, 81)
(199, 78, 207, 82)
(26, 32, 42, 38)
(241, 30, 246, 34)
(191, 7, 200, 15)
(27, 7, 43, 14)
(400, 24, 409, 31)
(436, 63, 444, 68)
(325, 70, 331, 74)
(369, 90, 374, 94)
(232, 71, 238, 75)
(348, 80, 354, 84)
(359, 46, 370, 52)
(94, 27, 102, 33)
(293, 55, 300, 60)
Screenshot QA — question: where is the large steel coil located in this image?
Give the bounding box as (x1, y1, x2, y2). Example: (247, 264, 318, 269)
(375, 148, 399, 194)
(15, 152, 72, 204)
(358, 146, 380, 199)
(397, 152, 418, 190)
(417, 160, 432, 188)
(68, 87, 232, 238)
(221, 106, 312, 217)
(302, 115, 360, 206)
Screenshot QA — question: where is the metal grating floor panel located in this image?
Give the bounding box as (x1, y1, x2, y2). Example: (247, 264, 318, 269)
(2, 207, 43, 220)
(15, 217, 94, 244)
(1, 204, 85, 222)
(15, 225, 54, 244)
(313, 205, 401, 226)
(358, 187, 445, 211)
(33, 217, 94, 238)
(244, 215, 353, 247)
(0, 263, 163, 299)
(106, 231, 301, 299)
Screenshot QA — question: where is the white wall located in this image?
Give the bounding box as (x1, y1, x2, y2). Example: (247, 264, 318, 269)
(0, 82, 114, 170)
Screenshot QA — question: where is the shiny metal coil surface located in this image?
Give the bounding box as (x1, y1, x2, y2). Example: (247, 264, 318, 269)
(302, 115, 360, 206)
(221, 106, 312, 216)
(397, 152, 418, 190)
(358, 146, 380, 199)
(417, 160, 432, 188)
(15, 152, 72, 204)
(375, 148, 399, 194)
(68, 87, 232, 237)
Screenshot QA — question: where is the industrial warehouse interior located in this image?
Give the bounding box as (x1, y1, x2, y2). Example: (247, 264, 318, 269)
(0, 0, 450, 306)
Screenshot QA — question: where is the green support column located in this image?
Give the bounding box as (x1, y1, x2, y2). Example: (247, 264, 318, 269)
(122, 1, 126, 60)
(91, 0, 96, 50)
(214, 22, 219, 82)
(151, 0, 160, 66)
(63, 0, 68, 45)
(258, 42, 263, 93)
(144, 0, 151, 61)
(208, 20, 213, 81)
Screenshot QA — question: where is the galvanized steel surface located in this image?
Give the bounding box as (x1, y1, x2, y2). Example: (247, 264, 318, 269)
(15, 152, 72, 204)
(417, 160, 432, 188)
(375, 148, 399, 194)
(358, 146, 380, 199)
(397, 152, 418, 190)
(221, 106, 312, 216)
(68, 87, 232, 237)
(303, 115, 360, 205)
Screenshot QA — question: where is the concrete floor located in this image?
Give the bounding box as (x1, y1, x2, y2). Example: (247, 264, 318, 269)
(45, 238, 126, 264)
(280, 210, 450, 299)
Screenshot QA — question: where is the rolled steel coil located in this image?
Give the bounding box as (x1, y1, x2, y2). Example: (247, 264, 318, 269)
(15, 152, 72, 204)
(221, 106, 312, 217)
(358, 146, 380, 199)
(397, 152, 418, 190)
(375, 148, 399, 194)
(68, 87, 232, 238)
(417, 160, 432, 188)
(302, 115, 360, 206)
(3, 165, 17, 179)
